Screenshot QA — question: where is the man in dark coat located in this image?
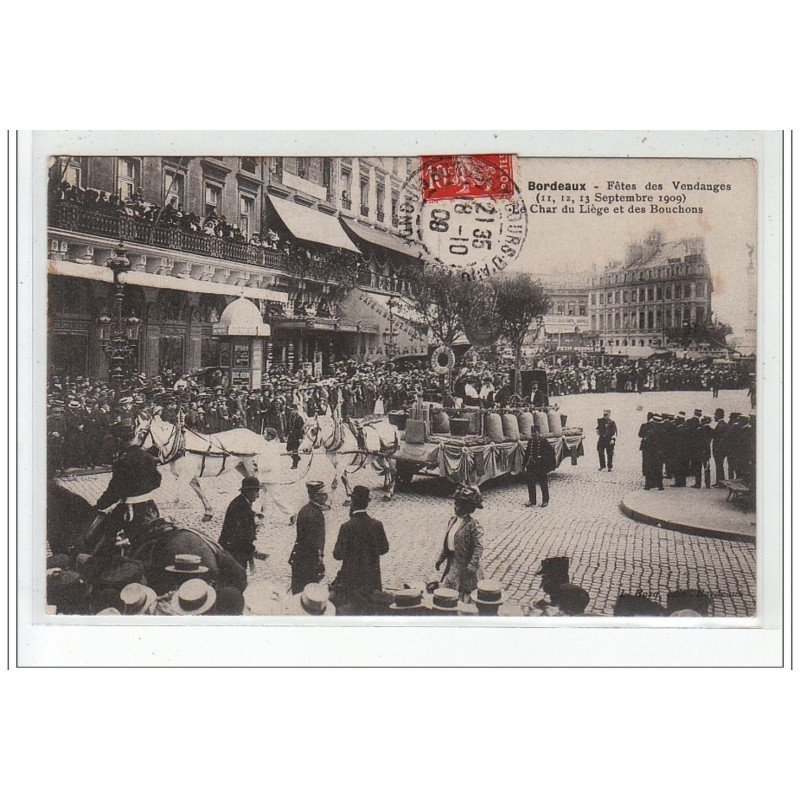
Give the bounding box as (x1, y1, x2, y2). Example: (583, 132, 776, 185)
(219, 475, 261, 571)
(84, 421, 163, 554)
(711, 407, 728, 486)
(285, 403, 305, 468)
(530, 382, 547, 408)
(639, 413, 665, 490)
(522, 430, 556, 507)
(596, 409, 618, 472)
(684, 408, 704, 488)
(289, 481, 328, 594)
(331, 485, 389, 613)
(672, 412, 689, 487)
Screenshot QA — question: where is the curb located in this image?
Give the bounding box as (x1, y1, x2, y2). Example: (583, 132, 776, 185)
(619, 498, 756, 543)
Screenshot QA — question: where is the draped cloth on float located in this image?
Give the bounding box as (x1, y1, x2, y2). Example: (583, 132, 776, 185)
(397, 434, 584, 487)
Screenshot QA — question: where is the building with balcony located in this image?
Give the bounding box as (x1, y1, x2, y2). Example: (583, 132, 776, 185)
(535, 273, 591, 352)
(47, 155, 430, 380)
(587, 232, 713, 357)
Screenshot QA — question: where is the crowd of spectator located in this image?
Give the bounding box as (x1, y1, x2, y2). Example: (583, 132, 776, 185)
(47, 352, 755, 473)
(547, 360, 751, 396)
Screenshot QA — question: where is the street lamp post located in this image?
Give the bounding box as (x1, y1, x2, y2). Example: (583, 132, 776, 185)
(96, 243, 140, 386)
(384, 294, 398, 364)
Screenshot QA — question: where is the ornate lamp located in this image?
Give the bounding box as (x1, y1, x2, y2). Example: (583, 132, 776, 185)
(96, 242, 140, 384)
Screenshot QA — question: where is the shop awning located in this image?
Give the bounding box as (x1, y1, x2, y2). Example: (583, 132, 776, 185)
(367, 291, 429, 328)
(48, 259, 289, 304)
(48, 259, 114, 283)
(341, 218, 427, 259)
(267, 195, 361, 253)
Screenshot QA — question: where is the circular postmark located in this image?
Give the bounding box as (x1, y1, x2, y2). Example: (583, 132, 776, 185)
(397, 155, 529, 281)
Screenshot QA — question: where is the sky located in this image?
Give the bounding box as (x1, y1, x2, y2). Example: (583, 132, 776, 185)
(511, 158, 757, 336)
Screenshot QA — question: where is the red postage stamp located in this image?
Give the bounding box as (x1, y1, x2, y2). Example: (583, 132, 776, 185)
(420, 154, 515, 201)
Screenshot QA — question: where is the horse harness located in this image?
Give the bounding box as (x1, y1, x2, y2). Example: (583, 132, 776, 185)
(145, 418, 259, 478)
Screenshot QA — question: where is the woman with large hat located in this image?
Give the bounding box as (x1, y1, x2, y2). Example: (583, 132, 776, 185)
(434, 484, 485, 601)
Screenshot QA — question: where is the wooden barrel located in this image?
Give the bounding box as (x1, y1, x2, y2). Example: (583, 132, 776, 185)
(432, 410, 451, 434)
(533, 410, 550, 436)
(546, 410, 563, 436)
(501, 413, 520, 441)
(484, 412, 505, 443)
(517, 411, 534, 440)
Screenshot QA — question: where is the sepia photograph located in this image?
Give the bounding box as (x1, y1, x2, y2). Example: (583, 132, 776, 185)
(37, 141, 768, 623)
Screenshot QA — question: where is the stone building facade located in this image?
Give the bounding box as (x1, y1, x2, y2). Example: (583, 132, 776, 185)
(47, 155, 429, 381)
(587, 233, 713, 356)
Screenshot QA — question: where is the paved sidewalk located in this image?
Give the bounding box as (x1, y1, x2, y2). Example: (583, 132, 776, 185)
(621, 487, 756, 542)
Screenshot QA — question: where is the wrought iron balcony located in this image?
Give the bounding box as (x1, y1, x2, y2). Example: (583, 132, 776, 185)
(48, 200, 287, 271)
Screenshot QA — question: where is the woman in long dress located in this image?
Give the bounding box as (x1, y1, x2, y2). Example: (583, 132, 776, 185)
(435, 485, 485, 601)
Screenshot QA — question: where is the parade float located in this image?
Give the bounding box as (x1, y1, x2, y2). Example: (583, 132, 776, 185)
(389, 350, 585, 490)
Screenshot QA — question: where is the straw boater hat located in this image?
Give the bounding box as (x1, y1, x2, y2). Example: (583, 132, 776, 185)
(165, 554, 209, 575)
(120, 582, 157, 615)
(289, 583, 335, 616)
(424, 587, 462, 614)
(171, 578, 217, 615)
(470, 579, 506, 606)
(389, 588, 426, 612)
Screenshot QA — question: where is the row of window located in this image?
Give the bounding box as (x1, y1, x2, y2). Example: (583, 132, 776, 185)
(96, 157, 260, 236)
(554, 303, 587, 316)
(591, 282, 707, 305)
(591, 256, 704, 288)
(591, 306, 706, 332)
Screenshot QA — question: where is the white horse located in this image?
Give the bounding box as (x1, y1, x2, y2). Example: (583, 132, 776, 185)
(299, 415, 400, 503)
(136, 412, 302, 522)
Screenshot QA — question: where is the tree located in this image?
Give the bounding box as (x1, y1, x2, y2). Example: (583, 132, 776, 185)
(407, 265, 470, 348)
(666, 319, 734, 349)
(494, 273, 552, 395)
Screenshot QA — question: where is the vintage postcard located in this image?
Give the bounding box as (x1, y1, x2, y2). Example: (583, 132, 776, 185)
(28, 132, 779, 636)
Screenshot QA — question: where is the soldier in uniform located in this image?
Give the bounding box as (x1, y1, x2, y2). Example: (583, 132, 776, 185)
(289, 481, 329, 594)
(522, 430, 557, 507)
(596, 409, 618, 472)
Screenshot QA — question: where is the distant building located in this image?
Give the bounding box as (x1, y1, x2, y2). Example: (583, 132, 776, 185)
(520, 273, 591, 357)
(588, 232, 713, 357)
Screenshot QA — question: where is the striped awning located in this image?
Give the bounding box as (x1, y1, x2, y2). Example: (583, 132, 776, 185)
(267, 194, 361, 253)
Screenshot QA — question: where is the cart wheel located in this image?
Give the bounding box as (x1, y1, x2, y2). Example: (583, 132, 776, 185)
(396, 464, 416, 490)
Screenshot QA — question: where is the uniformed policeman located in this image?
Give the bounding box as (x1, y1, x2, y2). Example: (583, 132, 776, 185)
(596, 409, 618, 472)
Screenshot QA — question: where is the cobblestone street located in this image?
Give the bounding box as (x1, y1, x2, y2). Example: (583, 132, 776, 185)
(56, 389, 756, 616)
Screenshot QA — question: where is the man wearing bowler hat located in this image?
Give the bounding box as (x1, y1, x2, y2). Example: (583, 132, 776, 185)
(290, 481, 329, 594)
(330, 485, 390, 614)
(219, 475, 262, 572)
(536, 556, 570, 609)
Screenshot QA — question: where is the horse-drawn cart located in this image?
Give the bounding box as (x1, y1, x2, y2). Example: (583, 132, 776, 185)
(391, 402, 585, 490)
